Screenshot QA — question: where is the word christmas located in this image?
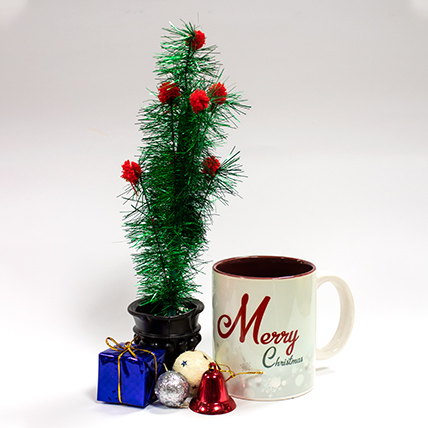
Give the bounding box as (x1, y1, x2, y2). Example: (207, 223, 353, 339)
(262, 347, 304, 368)
(217, 293, 300, 356)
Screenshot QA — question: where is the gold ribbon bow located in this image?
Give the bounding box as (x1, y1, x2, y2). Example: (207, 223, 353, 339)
(216, 363, 263, 382)
(106, 337, 158, 404)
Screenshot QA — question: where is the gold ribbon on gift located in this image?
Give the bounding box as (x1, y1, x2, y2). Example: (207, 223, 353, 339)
(105, 337, 158, 404)
(216, 363, 263, 382)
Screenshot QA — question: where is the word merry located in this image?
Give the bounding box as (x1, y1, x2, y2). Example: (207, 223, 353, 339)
(217, 293, 300, 355)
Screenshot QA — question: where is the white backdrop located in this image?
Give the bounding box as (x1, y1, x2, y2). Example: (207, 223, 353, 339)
(1, 1, 427, 427)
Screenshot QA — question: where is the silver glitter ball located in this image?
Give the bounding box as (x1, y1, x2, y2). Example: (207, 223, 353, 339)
(154, 370, 190, 408)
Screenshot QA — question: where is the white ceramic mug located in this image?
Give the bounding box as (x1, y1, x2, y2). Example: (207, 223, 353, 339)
(212, 256, 355, 400)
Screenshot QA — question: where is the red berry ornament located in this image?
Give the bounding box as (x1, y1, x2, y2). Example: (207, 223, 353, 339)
(190, 30, 206, 51)
(158, 82, 181, 104)
(190, 89, 210, 114)
(202, 156, 221, 178)
(121, 160, 142, 185)
(208, 83, 227, 105)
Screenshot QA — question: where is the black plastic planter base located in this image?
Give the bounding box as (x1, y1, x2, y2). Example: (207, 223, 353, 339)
(127, 298, 204, 368)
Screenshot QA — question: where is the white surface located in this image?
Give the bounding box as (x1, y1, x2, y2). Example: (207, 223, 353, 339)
(1, 1, 427, 427)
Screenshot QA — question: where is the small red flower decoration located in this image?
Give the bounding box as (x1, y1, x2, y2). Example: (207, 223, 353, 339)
(190, 30, 206, 51)
(121, 160, 142, 185)
(158, 81, 181, 104)
(208, 82, 227, 105)
(202, 156, 221, 178)
(190, 89, 210, 114)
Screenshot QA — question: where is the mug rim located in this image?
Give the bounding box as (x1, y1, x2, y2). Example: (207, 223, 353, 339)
(213, 255, 316, 280)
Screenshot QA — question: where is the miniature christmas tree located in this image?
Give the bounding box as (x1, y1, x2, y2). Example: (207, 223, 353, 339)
(121, 22, 248, 316)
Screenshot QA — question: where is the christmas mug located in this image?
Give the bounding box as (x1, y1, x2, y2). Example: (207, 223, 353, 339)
(212, 255, 354, 400)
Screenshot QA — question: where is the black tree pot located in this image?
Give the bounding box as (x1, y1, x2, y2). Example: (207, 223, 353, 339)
(127, 298, 204, 368)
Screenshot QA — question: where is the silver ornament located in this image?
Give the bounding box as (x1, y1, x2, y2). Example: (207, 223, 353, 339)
(154, 371, 190, 408)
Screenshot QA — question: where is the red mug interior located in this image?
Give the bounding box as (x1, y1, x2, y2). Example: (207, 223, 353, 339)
(213, 256, 315, 279)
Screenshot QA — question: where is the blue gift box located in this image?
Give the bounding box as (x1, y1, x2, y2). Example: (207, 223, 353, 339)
(97, 338, 166, 407)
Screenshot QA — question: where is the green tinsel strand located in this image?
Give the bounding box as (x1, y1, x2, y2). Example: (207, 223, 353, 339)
(122, 22, 249, 316)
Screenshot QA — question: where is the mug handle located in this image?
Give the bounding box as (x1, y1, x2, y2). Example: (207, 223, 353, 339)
(316, 275, 355, 360)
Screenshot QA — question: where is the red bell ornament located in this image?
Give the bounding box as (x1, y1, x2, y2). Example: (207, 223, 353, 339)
(189, 362, 236, 415)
